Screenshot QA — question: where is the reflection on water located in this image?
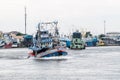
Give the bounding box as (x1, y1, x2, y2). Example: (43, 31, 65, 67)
(0, 46, 120, 80)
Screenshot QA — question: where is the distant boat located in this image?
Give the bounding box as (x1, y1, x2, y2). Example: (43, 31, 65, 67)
(4, 42, 12, 48)
(70, 31, 86, 50)
(59, 38, 71, 48)
(0, 40, 5, 48)
(0, 40, 12, 48)
(28, 21, 68, 58)
(11, 41, 18, 48)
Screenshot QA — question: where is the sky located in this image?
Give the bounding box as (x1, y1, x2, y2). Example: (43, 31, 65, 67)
(0, 0, 120, 35)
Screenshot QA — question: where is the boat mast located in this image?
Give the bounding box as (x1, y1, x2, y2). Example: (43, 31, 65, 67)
(54, 21, 59, 37)
(38, 23, 41, 47)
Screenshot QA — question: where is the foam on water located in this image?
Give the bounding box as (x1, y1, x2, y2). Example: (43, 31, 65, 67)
(28, 56, 72, 61)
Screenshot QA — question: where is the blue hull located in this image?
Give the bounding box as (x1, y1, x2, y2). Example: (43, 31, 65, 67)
(41, 51, 68, 57)
(28, 47, 68, 58)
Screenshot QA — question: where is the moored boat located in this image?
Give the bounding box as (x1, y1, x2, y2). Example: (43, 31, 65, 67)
(70, 30, 86, 50)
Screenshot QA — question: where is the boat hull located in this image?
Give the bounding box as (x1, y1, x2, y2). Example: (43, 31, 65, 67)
(28, 49, 68, 58)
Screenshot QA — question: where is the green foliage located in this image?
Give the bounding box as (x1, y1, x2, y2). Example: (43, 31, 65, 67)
(0, 34, 2, 38)
(16, 32, 24, 36)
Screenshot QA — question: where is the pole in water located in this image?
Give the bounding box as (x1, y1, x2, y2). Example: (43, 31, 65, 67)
(25, 6, 27, 34)
(104, 20, 106, 35)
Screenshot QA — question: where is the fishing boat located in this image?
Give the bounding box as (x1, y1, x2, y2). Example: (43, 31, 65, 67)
(28, 21, 68, 58)
(0, 40, 5, 48)
(70, 30, 86, 49)
(0, 34, 13, 48)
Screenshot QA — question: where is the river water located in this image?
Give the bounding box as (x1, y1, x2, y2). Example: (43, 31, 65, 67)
(0, 46, 120, 80)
